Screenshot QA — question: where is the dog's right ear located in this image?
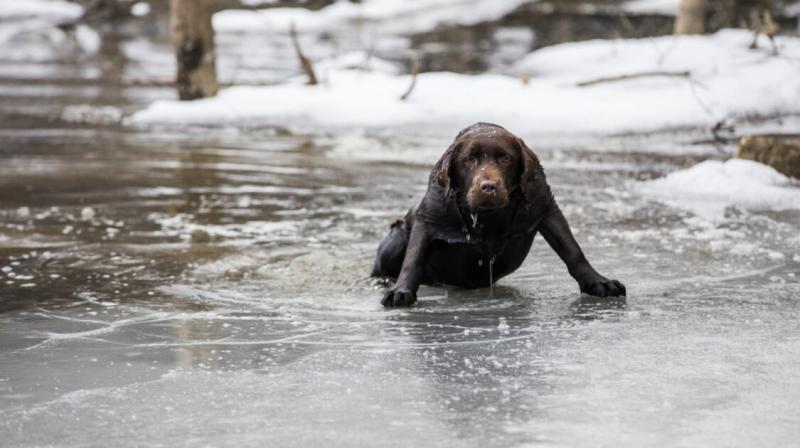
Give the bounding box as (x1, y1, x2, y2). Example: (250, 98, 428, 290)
(432, 141, 461, 198)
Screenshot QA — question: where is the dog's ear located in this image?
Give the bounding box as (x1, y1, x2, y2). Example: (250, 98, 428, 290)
(432, 140, 462, 198)
(515, 136, 544, 203)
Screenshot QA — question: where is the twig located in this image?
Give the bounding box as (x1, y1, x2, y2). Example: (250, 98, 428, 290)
(289, 23, 318, 86)
(576, 70, 691, 87)
(399, 53, 419, 101)
(690, 132, 800, 145)
(711, 117, 735, 143)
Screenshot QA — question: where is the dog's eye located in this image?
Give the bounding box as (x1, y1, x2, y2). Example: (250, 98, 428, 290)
(467, 155, 479, 164)
(498, 155, 511, 163)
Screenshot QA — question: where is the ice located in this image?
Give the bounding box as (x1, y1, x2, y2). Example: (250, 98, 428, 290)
(80, 207, 96, 221)
(60, 105, 122, 125)
(497, 317, 510, 335)
(148, 212, 300, 245)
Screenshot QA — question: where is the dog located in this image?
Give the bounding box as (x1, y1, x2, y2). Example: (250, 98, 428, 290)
(371, 123, 626, 307)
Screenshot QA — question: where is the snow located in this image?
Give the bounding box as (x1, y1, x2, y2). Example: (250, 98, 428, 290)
(640, 159, 800, 218)
(0, 0, 83, 22)
(242, 0, 288, 5)
(0, 0, 87, 55)
(623, 0, 680, 15)
(128, 30, 800, 138)
(61, 105, 123, 125)
(131, 2, 151, 18)
(785, 2, 800, 18)
(75, 25, 100, 53)
(213, 0, 531, 34)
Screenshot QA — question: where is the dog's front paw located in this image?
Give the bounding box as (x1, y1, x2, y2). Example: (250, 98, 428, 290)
(581, 277, 626, 297)
(381, 289, 417, 307)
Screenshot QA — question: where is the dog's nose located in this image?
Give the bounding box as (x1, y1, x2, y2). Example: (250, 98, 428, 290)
(480, 180, 497, 194)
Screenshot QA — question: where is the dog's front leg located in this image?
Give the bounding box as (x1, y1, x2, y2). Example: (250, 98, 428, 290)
(537, 205, 626, 297)
(381, 218, 429, 307)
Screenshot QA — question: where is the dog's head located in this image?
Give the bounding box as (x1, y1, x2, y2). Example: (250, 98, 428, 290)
(433, 123, 542, 211)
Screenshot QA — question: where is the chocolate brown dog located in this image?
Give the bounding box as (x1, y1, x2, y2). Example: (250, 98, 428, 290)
(372, 123, 626, 307)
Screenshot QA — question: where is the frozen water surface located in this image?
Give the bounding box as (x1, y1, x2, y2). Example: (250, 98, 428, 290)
(2, 8, 800, 448)
(2, 118, 799, 447)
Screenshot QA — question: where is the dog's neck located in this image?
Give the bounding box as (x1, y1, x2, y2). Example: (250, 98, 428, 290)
(454, 191, 520, 255)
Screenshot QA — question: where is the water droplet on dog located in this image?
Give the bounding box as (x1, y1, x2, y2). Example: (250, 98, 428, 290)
(470, 213, 478, 228)
(478, 259, 483, 266)
(489, 256, 496, 297)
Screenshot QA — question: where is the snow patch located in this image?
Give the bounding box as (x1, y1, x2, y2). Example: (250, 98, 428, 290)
(0, 0, 83, 22)
(74, 25, 100, 53)
(131, 2, 151, 17)
(213, 0, 531, 35)
(623, 0, 680, 15)
(640, 159, 800, 217)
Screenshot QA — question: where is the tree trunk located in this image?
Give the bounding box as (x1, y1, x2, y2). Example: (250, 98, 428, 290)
(736, 136, 800, 180)
(674, 0, 707, 34)
(170, 0, 218, 100)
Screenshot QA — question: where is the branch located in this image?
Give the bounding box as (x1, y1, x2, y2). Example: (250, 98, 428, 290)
(399, 54, 419, 101)
(289, 23, 318, 86)
(576, 70, 691, 87)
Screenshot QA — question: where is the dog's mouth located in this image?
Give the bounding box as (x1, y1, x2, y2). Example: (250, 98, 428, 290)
(466, 188, 509, 211)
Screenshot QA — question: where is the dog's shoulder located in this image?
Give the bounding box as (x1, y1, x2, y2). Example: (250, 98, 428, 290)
(416, 182, 470, 243)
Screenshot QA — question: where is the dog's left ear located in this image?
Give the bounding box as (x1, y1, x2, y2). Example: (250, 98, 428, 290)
(515, 137, 544, 203)
(432, 140, 461, 198)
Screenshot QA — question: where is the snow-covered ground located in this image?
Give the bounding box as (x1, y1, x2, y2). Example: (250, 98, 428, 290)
(0, 0, 99, 59)
(623, 0, 680, 15)
(128, 30, 800, 137)
(214, 0, 533, 34)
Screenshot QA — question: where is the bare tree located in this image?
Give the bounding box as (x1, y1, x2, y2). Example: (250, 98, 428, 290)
(674, 0, 707, 34)
(170, 0, 219, 100)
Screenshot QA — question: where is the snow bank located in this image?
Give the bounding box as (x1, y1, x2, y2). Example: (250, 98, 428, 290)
(213, 0, 531, 34)
(127, 30, 800, 137)
(0, 0, 83, 22)
(640, 159, 800, 217)
(622, 0, 679, 15)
